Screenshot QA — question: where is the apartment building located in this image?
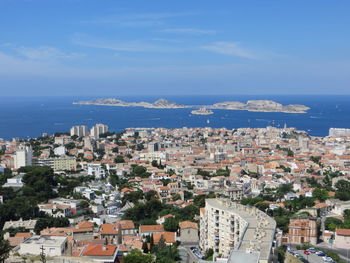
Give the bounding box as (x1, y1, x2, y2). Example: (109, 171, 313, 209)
(90, 124, 108, 138)
(200, 198, 276, 262)
(14, 145, 32, 169)
(33, 156, 76, 172)
(288, 218, 317, 245)
(70, 125, 88, 137)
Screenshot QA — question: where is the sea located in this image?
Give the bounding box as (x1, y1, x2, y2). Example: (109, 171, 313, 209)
(0, 95, 349, 140)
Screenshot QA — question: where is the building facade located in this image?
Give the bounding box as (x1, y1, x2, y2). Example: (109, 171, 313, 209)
(19, 236, 67, 257)
(14, 145, 32, 169)
(288, 218, 317, 245)
(33, 157, 76, 172)
(334, 229, 350, 249)
(90, 124, 108, 138)
(200, 198, 276, 262)
(70, 125, 88, 137)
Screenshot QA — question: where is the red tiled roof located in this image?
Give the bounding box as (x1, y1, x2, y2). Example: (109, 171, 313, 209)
(77, 221, 94, 229)
(100, 224, 118, 235)
(139, 225, 164, 233)
(336, 229, 350, 236)
(15, 232, 32, 238)
(153, 232, 176, 244)
(179, 221, 198, 230)
(82, 244, 117, 256)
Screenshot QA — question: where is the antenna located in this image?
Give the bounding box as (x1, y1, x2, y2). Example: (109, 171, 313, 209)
(40, 245, 46, 263)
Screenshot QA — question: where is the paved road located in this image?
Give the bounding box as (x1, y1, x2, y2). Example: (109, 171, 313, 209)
(179, 246, 200, 263)
(316, 243, 350, 263)
(295, 250, 325, 263)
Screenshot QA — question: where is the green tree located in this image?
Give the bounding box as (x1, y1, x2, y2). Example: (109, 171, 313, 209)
(122, 191, 144, 204)
(34, 217, 69, 234)
(115, 155, 125, 163)
(183, 190, 193, 200)
(313, 188, 328, 202)
(204, 248, 214, 260)
(112, 147, 119, 153)
(145, 190, 158, 201)
(310, 156, 321, 164)
(124, 249, 154, 263)
(255, 202, 269, 211)
(157, 236, 166, 250)
(344, 209, 350, 219)
(241, 197, 263, 206)
(193, 195, 206, 208)
(151, 160, 158, 167)
(172, 194, 181, 201)
(325, 217, 343, 231)
(275, 216, 290, 233)
(64, 142, 76, 150)
(0, 239, 11, 263)
(335, 179, 350, 201)
(163, 217, 179, 232)
(142, 241, 149, 253)
(150, 234, 155, 253)
(155, 245, 179, 263)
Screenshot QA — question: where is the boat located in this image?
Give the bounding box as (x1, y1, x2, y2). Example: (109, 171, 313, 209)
(191, 107, 214, 115)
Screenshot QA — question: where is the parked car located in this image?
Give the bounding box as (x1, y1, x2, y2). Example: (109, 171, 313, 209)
(294, 253, 303, 259)
(316, 251, 326, 256)
(304, 250, 310, 255)
(322, 256, 333, 262)
(307, 248, 317, 253)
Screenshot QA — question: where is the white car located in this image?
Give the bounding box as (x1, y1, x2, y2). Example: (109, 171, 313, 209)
(322, 256, 333, 262)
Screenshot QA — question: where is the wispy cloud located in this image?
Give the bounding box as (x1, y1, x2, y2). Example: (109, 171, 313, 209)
(158, 28, 216, 35)
(72, 34, 187, 53)
(16, 46, 84, 60)
(201, 41, 259, 59)
(84, 12, 196, 28)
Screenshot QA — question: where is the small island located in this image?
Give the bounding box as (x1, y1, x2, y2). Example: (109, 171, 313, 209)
(74, 98, 310, 113)
(209, 100, 310, 113)
(191, 107, 214, 115)
(73, 98, 188, 109)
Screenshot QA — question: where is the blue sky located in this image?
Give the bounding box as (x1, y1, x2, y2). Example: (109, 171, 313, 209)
(0, 0, 349, 96)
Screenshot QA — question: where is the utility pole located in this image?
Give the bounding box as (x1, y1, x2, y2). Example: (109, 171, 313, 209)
(40, 245, 46, 263)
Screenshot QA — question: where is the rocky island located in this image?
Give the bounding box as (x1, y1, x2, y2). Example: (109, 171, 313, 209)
(210, 100, 310, 113)
(73, 98, 189, 109)
(74, 98, 310, 113)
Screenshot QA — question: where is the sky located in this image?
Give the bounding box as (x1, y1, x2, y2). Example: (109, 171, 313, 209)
(0, 0, 349, 96)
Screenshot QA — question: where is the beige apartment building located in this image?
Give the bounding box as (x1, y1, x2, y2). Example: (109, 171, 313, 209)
(288, 218, 317, 245)
(200, 198, 276, 262)
(33, 157, 76, 172)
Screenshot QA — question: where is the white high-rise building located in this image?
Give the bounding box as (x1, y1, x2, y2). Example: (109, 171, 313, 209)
(329, 128, 350, 137)
(14, 145, 33, 169)
(90, 124, 108, 138)
(200, 198, 276, 262)
(70, 125, 88, 137)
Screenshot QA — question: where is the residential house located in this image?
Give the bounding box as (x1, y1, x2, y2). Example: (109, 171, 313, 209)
(153, 232, 176, 245)
(19, 236, 67, 257)
(80, 244, 120, 263)
(288, 218, 317, 245)
(139, 225, 164, 236)
(179, 221, 198, 244)
(334, 229, 350, 249)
